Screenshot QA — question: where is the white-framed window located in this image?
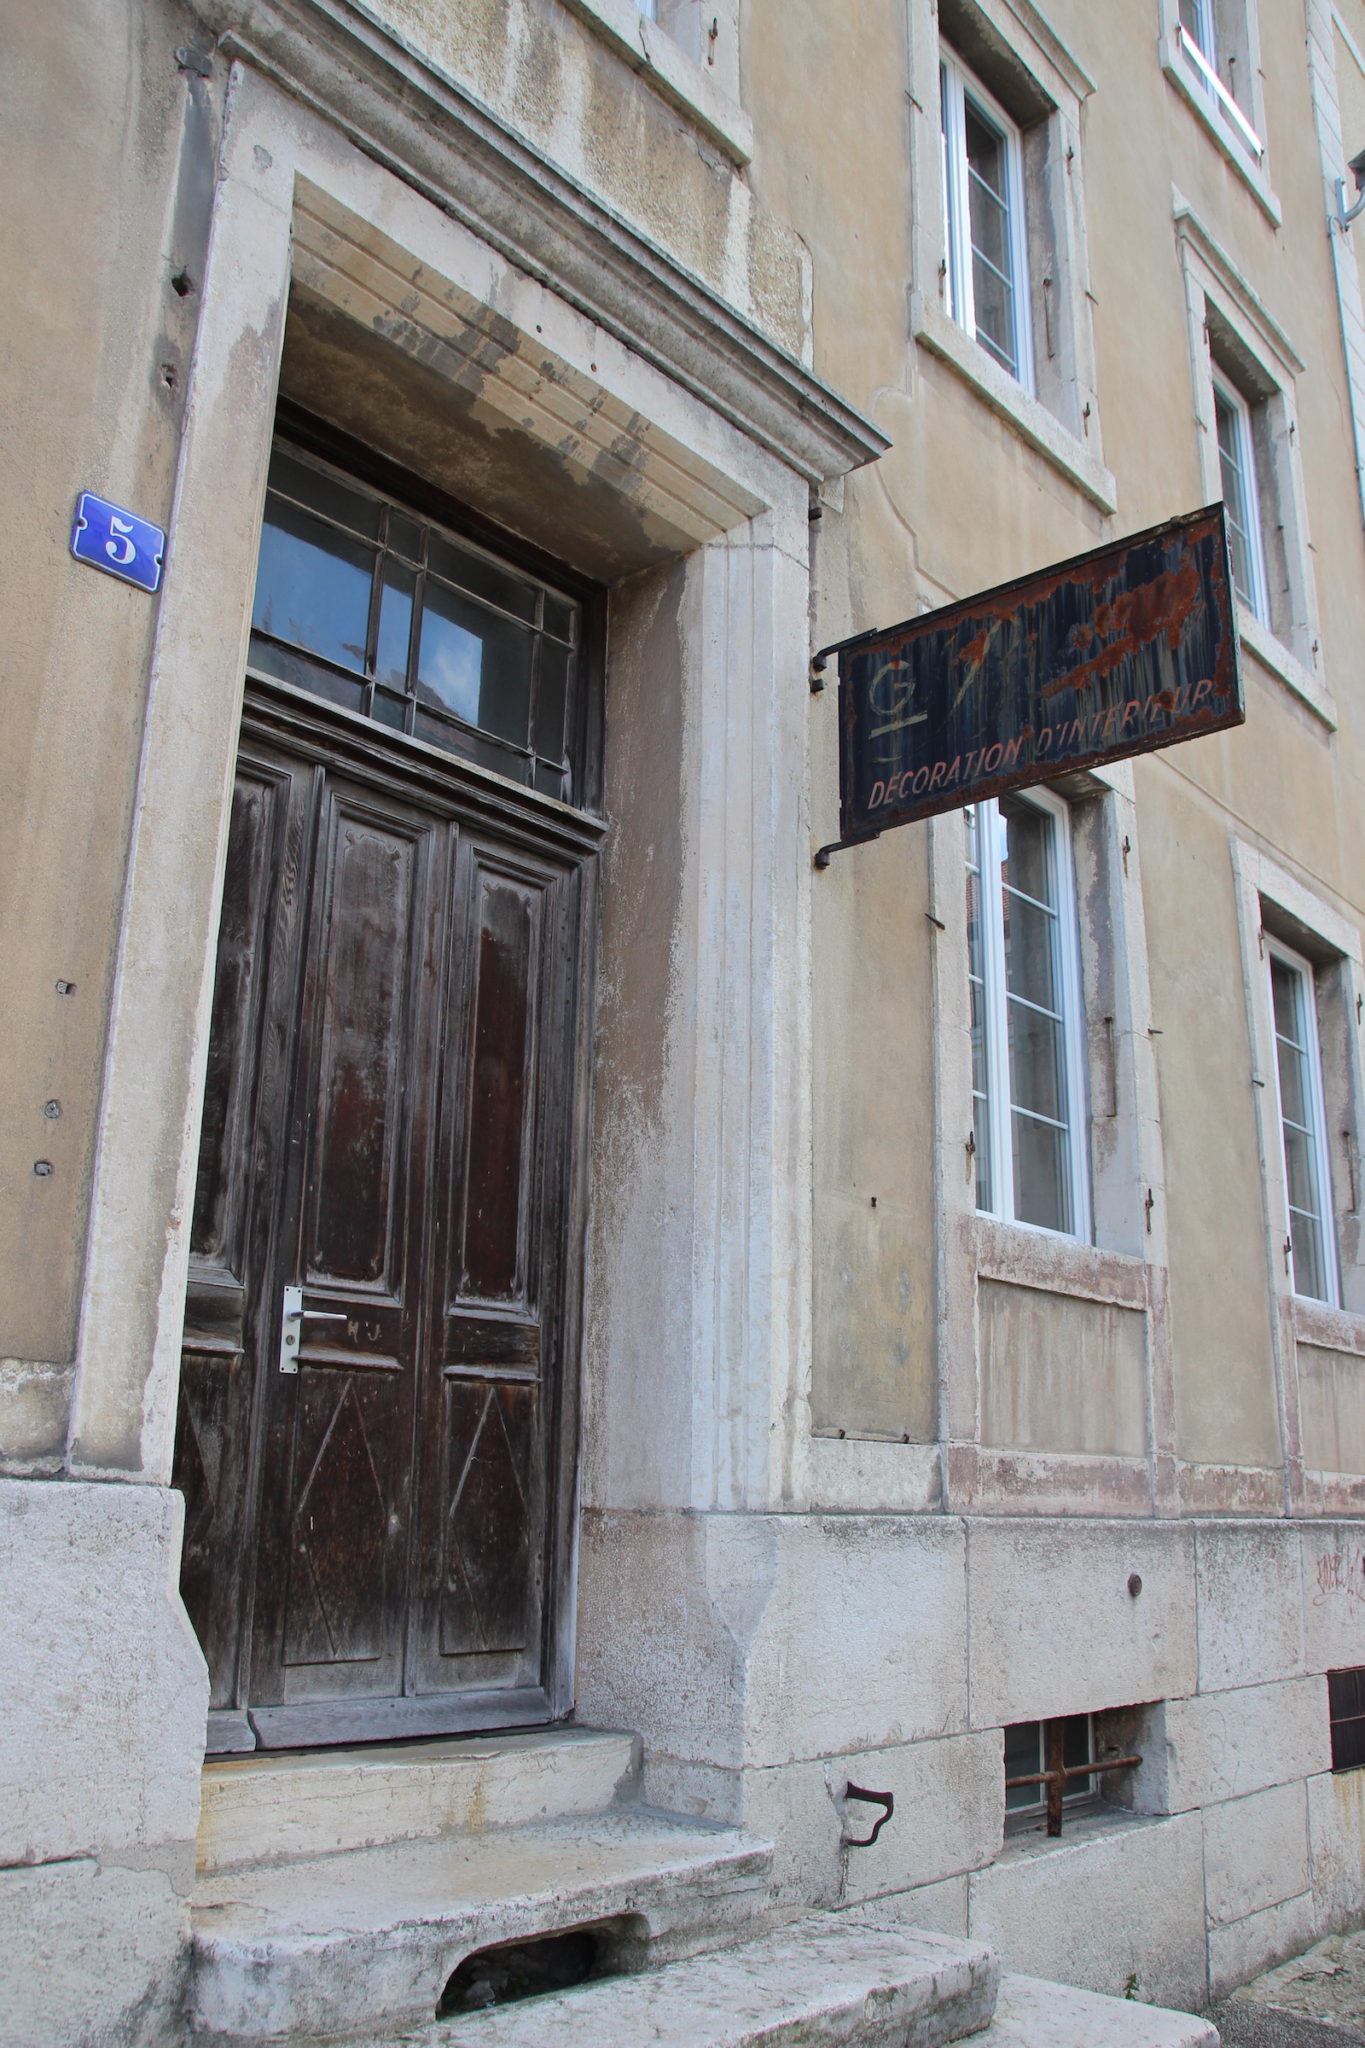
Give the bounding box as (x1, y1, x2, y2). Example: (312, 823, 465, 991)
(1268, 939, 1341, 1306)
(1175, 0, 1265, 158)
(967, 789, 1091, 1239)
(906, 0, 1112, 511)
(1175, 200, 1329, 724)
(940, 44, 1034, 392)
(1212, 371, 1269, 624)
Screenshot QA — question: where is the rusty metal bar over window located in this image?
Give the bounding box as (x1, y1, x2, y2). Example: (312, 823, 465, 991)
(1004, 1717, 1142, 1837)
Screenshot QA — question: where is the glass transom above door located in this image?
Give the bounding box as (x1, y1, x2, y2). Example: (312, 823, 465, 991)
(250, 442, 583, 803)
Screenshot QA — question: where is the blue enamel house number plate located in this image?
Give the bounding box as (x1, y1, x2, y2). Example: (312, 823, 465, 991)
(70, 492, 166, 593)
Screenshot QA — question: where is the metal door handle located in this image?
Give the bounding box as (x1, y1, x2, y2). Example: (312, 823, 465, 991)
(278, 1286, 348, 1374)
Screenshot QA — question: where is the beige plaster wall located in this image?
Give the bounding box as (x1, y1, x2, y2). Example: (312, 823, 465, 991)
(0, 0, 214, 1458)
(769, 0, 1365, 1496)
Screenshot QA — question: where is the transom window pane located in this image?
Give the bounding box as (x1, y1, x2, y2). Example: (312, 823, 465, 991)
(1269, 944, 1338, 1305)
(249, 442, 585, 804)
(966, 793, 1089, 1238)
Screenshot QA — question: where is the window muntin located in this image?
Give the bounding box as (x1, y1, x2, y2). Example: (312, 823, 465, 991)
(940, 46, 1033, 391)
(1212, 374, 1268, 622)
(967, 790, 1090, 1238)
(1268, 939, 1339, 1306)
(250, 443, 584, 803)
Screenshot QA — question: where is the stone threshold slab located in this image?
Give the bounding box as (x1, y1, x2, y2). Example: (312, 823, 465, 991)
(383, 1915, 1000, 2048)
(196, 1727, 639, 1874)
(975, 1974, 1220, 2046)
(190, 1809, 773, 2043)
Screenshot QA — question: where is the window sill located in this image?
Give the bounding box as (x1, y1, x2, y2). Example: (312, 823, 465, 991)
(1292, 1296, 1365, 1355)
(1159, 40, 1281, 227)
(557, 0, 752, 165)
(1237, 605, 1337, 731)
(974, 1215, 1149, 1310)
(913, 296, 1117, 514)
(995, 1802, 1158, 1861)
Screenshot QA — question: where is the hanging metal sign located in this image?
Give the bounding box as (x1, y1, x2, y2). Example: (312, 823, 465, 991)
(815, 503, 1242, 864)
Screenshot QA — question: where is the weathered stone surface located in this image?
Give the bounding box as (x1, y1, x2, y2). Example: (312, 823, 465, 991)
(377, 1915, 999, 2048)
(1300, 1525, 1365, 1676)
(0, 1856, 188, 2048)
(1222, 1925, 1365, 2034)
(1203, 1782, 1311, 1927)
(968, 1812, 1207, 2013)
(839, 1731, 1002, 1902)
(1161, 1680, 1330, 1811)
(196, 1728, 638, 1874)
(190, 1811, 773, 2042)
(1306, 1765, 1365, 1931)
(965, 1520, 1197, 1728)
(0, 1478, 206, 1867)
(577, 1512, 970, 1772)
(1195, 1524, 1306, 1695)
(972, 1972, 1218, 2046)
(1209, 1892, 1319, 2000)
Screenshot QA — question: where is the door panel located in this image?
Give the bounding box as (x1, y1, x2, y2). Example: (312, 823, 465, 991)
(175, 758, 305, 1709)
(176, 686, 594, 1747)
(438, 1378, 539, 1658)
(459, 868, 541, 1303)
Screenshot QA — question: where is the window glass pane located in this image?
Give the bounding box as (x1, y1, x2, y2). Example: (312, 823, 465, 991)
(1275, 1030, 1310, 1132)
(252, 498, 374, 674)
(966, 809, 993, 1212)
(386, 510, 423, 562)
(1271, 950, 1334, 1302)
(375, 560, 415, 689)
(1062, 1714, 1091, 1775)
(418, 584, 535, 746)
(266, 449, 383, 539)
(1000, 796, 1053, 906)
(1290, 1207, 1328, 1305)
(1013, 1107, 1070, 1234)
(964, 97, 1016, 374)
(429, 534, 539, 623)
(1214, 386, 1259, 610)
(372, 687, 409, 734)
(543, 591, 577, 644)
(534, 640, 572, 768)
(1179, 0, 1212, 56)
(1003, 892, 1060, 1016)
(1009, 1004, 1066, 1127)
(1004, 1722, 1041, 1810)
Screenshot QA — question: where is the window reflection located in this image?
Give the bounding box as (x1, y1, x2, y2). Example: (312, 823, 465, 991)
(249, 442, 583, 802)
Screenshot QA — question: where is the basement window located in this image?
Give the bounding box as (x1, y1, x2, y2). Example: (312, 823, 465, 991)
(1004, 1714, 1143, 1834)
(1329, 1668, 1365, 1771)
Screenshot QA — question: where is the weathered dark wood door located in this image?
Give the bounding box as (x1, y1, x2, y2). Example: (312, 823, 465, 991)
(174, 684, 597, 1750)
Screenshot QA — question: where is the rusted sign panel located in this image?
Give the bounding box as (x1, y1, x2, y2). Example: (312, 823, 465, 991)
(826, 503, 1242, 851)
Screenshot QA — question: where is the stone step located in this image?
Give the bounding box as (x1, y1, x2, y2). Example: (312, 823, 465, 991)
(189, 1808, 773, 2044)
(195, 1726, 638, 1875)
(972, 1973, 1219, 2046)
(367, 1915, 1000, 2048)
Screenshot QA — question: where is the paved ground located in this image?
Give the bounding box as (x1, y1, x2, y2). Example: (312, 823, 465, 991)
(1210, 1931, 1365, 2046)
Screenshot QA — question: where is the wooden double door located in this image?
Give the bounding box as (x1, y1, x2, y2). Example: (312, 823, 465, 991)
(173, 686, 596, 1750)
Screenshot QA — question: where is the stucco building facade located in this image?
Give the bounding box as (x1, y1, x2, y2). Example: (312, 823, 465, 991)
(7, 0, 1365, 2041)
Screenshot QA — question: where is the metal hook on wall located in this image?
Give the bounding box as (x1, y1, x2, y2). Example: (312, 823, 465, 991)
(841, 1783, 895, 1848)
